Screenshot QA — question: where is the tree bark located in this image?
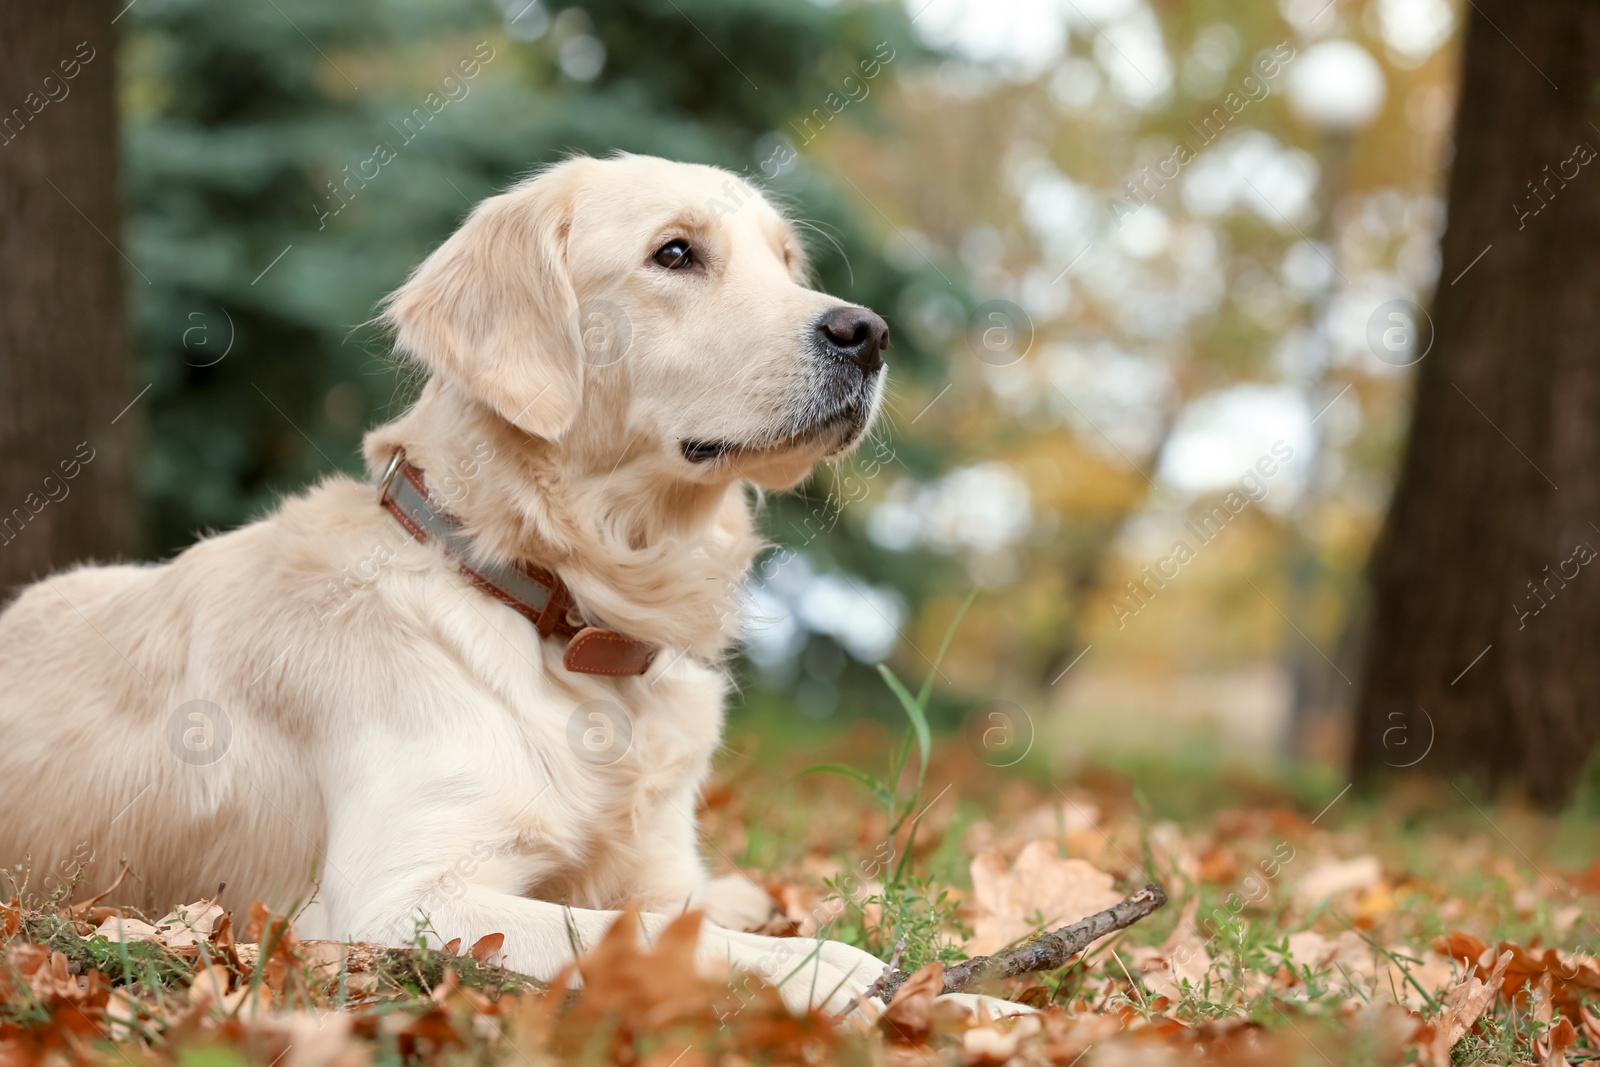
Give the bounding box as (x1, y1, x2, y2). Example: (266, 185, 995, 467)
(1353, 2, 1600, 806)
(0, 1, 138, 600)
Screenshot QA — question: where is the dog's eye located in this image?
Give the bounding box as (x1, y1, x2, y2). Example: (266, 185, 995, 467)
(651, 239, 695, 270)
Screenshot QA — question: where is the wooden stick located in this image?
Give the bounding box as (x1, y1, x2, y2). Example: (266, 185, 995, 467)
(867, 882, 1169, 1003)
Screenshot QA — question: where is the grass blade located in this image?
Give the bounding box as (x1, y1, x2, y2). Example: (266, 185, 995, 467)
(878, 665, 930, 785)
(915, 588, 977, 708)
(797, 763, 894, 807)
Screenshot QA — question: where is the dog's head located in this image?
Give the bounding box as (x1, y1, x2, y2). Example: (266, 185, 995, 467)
(384, 154, 888, 491)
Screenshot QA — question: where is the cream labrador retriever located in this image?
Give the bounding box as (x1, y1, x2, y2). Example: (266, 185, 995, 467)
(0, 155, 1020, 1017)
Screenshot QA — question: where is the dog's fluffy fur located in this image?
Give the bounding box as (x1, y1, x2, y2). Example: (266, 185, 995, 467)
(0, 155, 939, 1013)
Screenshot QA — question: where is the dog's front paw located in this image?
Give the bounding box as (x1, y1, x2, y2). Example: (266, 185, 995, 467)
(697, 873, 779, 933)
(700, 928, 887, 1015)
(697, 927, 1043, 1019)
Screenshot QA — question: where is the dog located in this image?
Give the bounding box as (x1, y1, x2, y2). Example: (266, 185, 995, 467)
(0, 155, 1019, 1018)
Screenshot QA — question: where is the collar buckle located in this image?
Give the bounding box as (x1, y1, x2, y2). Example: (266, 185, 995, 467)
(376, 450, 404, 504)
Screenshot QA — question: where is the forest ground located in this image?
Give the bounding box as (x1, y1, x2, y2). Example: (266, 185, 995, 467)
(4, 720, 1599, 1067)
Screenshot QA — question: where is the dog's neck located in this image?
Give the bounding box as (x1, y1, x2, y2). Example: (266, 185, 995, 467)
(363, 379, 761, 660)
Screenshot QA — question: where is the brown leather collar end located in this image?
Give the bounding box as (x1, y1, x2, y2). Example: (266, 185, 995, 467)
(379, 451, 657, 677)
(564, 627, 657, 676)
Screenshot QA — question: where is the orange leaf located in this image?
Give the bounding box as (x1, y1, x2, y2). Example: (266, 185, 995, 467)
(1433, 949, 1513, 1051)
(468, 932, 504, 963)
(1539, 1017, 1577, 1067)
(1432, 931, 1489, 967)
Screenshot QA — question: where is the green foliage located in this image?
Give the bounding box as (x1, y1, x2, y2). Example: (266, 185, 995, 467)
(1448, 1007, 1540, 1066)
(821, 872, 967, 971)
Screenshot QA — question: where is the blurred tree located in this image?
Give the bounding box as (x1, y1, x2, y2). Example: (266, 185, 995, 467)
(1353, 1, 1600, 806)
(795, 3, 1464, 752)
(0, 1, 139, 597)
(818, 11, 1311, 692)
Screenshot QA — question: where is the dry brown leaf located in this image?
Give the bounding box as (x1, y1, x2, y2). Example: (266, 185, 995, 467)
(1491, 941, 1600, 1016)
(880, 962, 942, 1044)
(568, 906, 723, 1038)
(1432, 930, 1490, 968)
(961, 1017, 1045, 1067)
(1365, 1001, 1430, 1059)
(1573, 1004, 1600, 1055)
(6, 946, 83, 1003)
(239, 902, 310, 1000)
(962, 1025, 1021, 1065)
(244, 901, 296, 948)
(772, 872, 852, 937)
(221, 978, 273, 1020)
(1576, 856, 1600, 893)
(1401, 954, 1462, 1012)
(154, 898, 225, 948)
(1552, 905, 1583, 935)
(1352, 879, 1397, 919)
(242, 1011, 362, 1067)
(104, 988, 141, 1042)
(1285, 930, 1335, 973)
(1293, 855, 1382, 908)
(93, 915, 160, 943)
(1433, 948, 1513, 1054)
(1290, 929, 1454, 1010)
(0, 901, 18, 940)
(640, 1045, 709, 1067)
(1537, 1016, 1577, 1067)
(187, 962, 232, 1012)
(67, 863, 131, 919)
(968, 840, 1122, 955)
(1196, 846, 1242, 885)
(468, 932, 505, 964)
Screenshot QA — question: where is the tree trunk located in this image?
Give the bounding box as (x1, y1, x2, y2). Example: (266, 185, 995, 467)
(1353, 1, 1600, 806)
(0, 1, 138, 599)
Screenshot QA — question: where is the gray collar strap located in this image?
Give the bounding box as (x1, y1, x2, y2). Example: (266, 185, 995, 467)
(376, 450, 656, 676)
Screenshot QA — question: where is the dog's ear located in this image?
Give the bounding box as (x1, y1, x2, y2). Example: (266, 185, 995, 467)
(383, 174, 582, 440)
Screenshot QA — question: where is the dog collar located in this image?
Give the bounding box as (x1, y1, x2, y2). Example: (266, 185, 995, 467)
(377, 451, 656, 677)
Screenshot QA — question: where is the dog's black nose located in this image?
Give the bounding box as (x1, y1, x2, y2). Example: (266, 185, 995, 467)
(816, 306, 889, 375)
